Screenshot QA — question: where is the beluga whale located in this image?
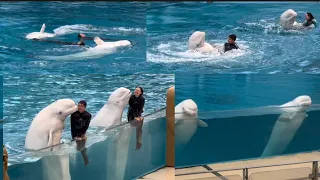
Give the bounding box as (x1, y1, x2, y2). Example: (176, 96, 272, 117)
(261, 95, 312, 157)
(26, 23, 56, 40)
(37, 36, 132, 61)
(24, 98, 78, 180)
(175, 99, 208, 150)
(92, 36, 131, 50)
(188, 31, 219, 53)
(89, 87, 133, 180)
(279, 9, 303, 30)
(90, 87, 132, 128)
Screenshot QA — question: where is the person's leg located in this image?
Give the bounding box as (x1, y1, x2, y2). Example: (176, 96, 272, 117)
(79, 138, 89, 166)
(135, 119, 144, 150)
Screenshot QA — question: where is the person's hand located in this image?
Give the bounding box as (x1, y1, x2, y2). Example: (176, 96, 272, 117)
(134, 117, 140, 121)
(136, 143, 142, 150)
(81, 134, 87, 140)
(74, 137, 82, 141)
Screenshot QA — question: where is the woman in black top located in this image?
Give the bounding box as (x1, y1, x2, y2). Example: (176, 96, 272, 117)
(127, 87, 145, 150)
(302, 12, 317, 28)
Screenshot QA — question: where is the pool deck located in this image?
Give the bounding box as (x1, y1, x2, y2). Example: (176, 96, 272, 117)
(137, 151, 320, 180)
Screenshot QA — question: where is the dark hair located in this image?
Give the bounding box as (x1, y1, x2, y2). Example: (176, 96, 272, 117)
(78, 100, 87, 107)
(306, 12, 314, 20)
(136, 86, 144, 95)
(229, 34, 237, 41)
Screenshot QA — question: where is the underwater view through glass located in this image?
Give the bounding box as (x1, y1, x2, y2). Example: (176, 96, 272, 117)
(175, 73, 320, 167)
(175, 107, 320, 167)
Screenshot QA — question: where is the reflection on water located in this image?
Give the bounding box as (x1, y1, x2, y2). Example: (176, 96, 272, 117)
(175, 105, 320, 167)
(8, 111, 166, 180)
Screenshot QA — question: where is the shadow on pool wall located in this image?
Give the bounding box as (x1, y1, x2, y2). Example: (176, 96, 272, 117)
(7, 115, 166, 180)
(175, 73, 320, 167)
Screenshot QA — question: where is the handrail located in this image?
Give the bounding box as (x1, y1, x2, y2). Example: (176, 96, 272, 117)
(9, 107, 166, 158)
(175, 158, 320, 176)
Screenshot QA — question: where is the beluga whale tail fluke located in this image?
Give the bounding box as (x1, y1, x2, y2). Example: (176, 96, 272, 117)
(261, 95, 312, 157)
(26, 23, 56, 40)
(175, 99, 208, 149)
(188, 31, 218, 53)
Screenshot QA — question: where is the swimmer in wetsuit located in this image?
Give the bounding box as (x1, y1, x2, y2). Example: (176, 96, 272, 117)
(70, 100, 91, 166)
(302, 12, 317, 28)
(127, 87, 145, 151)
(224, 34, 239, 53)
(77, 33, 114, 41)
(32, 34, 86, 46)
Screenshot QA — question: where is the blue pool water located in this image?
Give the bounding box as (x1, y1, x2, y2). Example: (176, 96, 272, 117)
(175, 73, 320, 167)
(176, 74, 320, 111)
(3, 73, 174, 157)
(8, 115, 167, 180)
(147, 2, 320, 74)
(0, 2, 146, 74)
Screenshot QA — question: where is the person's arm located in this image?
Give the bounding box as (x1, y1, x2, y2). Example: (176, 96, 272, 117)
(70, 113, 76, 136)
(129, 95, 134, 107)
(140, 97, 145, 115)
(83, 113, 91, 133)
(224, 43, 228, 52)
(235, 43, 239, 49)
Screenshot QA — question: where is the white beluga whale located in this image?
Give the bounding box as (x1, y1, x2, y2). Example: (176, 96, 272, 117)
(188, 31, 219, 53)
(90, 87, 131, 128)
(280, 9, 303, 30)
(24, 98, 77, 180)
(25, 98, 77, 150)
(261, 95, 312, 157)
(26, 23, 56, 40)
(89, 87, 133, 180)
(175, 99, 208, 149)
(93, 36, 131, 50)
(38, 36, 132, 61)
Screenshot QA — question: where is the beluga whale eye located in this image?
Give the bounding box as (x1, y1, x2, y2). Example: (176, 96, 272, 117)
(59, 111, 62, 115)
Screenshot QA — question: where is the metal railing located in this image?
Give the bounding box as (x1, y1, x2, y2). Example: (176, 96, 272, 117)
(175, 160, 320, 180)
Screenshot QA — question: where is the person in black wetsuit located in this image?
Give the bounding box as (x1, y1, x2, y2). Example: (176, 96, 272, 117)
(70, 100, 91, 165)
(32, 34, 86, 46)
(127, 87, 145, 150)
(224, 34, 239, 53)
(302, 12, 317, 28)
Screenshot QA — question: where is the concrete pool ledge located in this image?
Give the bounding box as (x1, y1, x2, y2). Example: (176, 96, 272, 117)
(174, 151, 320, 180)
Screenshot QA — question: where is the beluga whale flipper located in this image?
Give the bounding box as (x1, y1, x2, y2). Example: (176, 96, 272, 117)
(26, 23, 56, 40)
(89, 87, 133, 180)
(25, 98, 78, 180)
(261, 95, 312, 157)
(188, 31, 219, 53)
(175, 99, 208, 150)
(280, 9, 303, 30)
